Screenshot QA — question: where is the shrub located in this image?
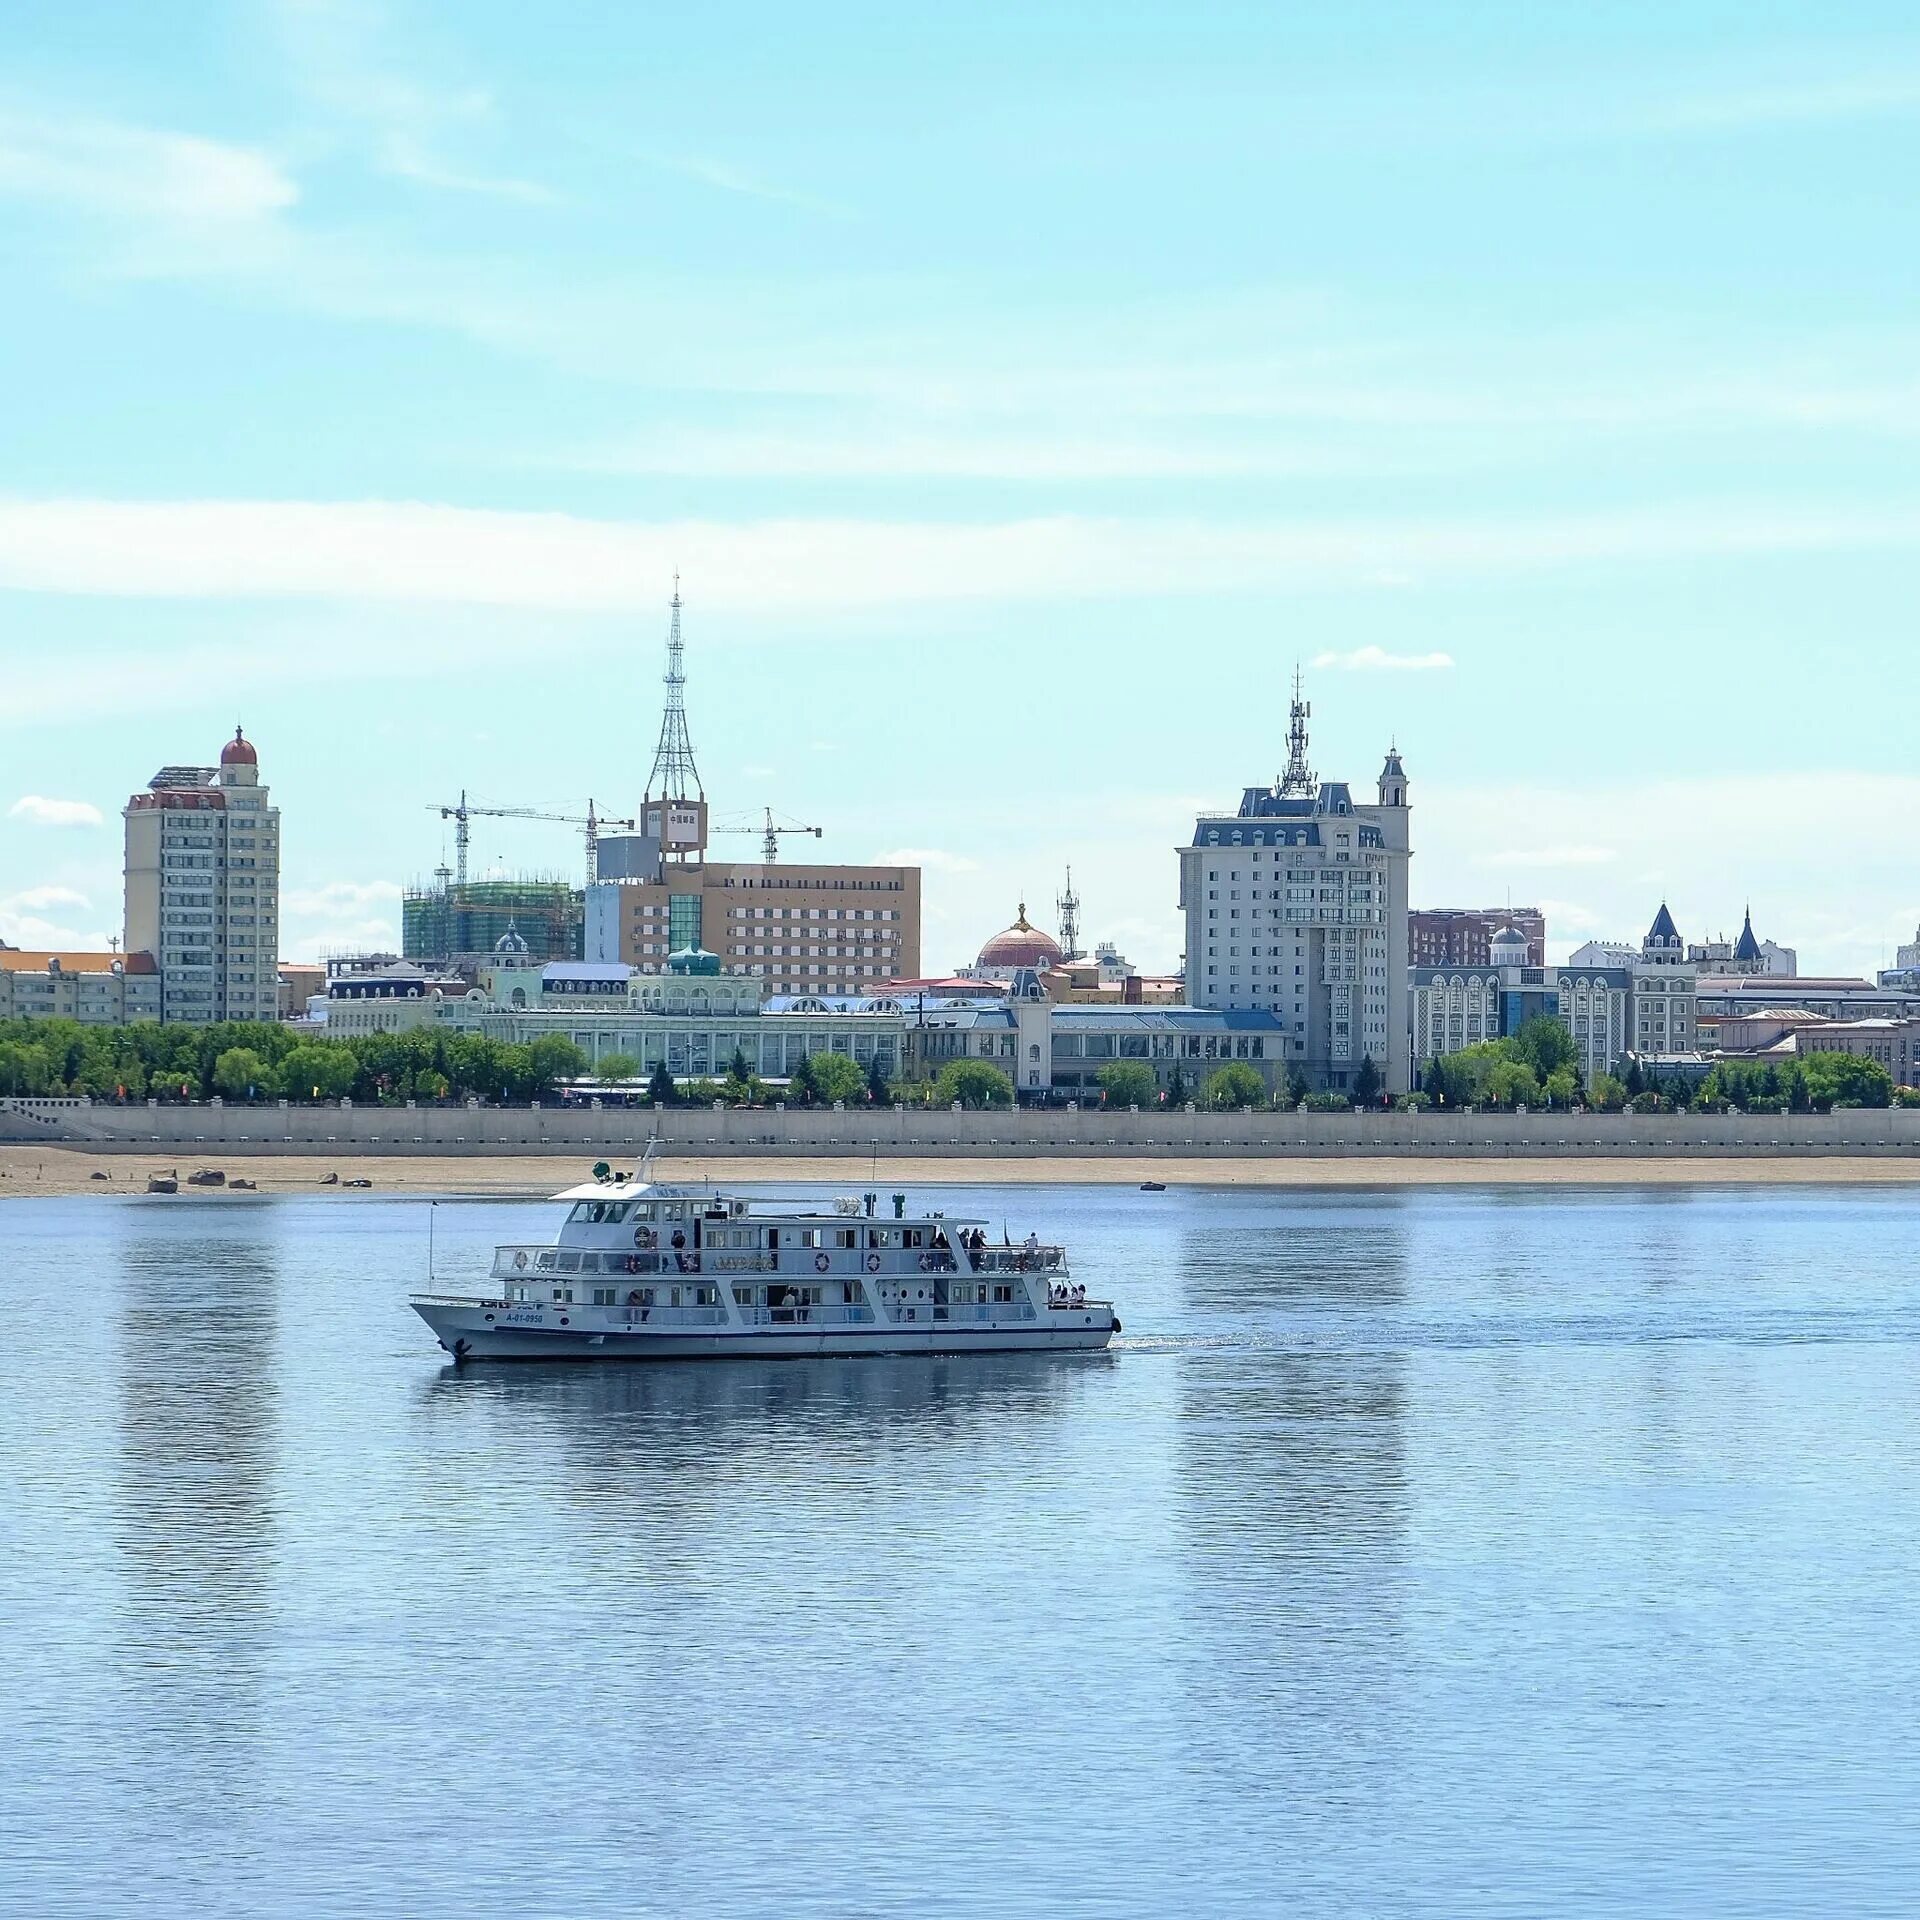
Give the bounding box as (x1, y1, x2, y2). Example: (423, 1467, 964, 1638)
(1395, 1091, 1433, 1112)
(1302, 1090, 1352, 1112)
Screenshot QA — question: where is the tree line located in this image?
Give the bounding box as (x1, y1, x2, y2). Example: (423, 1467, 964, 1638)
(1415, 1017, 1901, 1114)
(0, 1018, 1033, 1111)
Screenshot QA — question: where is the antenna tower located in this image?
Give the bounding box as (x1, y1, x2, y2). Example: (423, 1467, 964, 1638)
(645, 575, 704, 804)
(1279, 664, 1315, 797)
(1057, 866, 1083, 962)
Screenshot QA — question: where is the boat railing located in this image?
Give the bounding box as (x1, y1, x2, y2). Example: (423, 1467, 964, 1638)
(929, 1301, 1037, 1324)
(973, 1246, 1067, 1274)
(412, 1290, 508, 1308)
(742, 1304, 876, 1327)
(608, 1305, 727, 1328)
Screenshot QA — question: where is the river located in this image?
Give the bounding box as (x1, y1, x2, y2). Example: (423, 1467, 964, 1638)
(3, 1182, 1917, 1916)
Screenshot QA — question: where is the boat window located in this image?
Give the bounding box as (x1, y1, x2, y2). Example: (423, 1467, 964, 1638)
(604, 1202, 629, 1224)
(592, 1288, 616, 1306)
(551, 1287, 573, 1304)
(556, 1252, 580, 1273)
(733, 1286, 753, 1307)
(834, 1228, 857, 1249)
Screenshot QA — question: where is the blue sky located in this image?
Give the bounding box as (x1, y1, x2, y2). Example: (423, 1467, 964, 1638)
(4, 0, 1920, 975)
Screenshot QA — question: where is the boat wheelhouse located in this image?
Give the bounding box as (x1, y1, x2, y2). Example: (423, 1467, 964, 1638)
(413, 1161, 1117, 1362)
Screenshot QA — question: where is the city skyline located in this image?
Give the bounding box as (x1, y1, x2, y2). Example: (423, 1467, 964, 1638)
(7, 3, 1920, 972)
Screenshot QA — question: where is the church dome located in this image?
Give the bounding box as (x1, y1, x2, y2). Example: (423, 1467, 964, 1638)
(1489, 924, 1528, 963)
(220, 726, 258, 767)
(493, 919, 531, 957)
(977, 903, 1062, 971)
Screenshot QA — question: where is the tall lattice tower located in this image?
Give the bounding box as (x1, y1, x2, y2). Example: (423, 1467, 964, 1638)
(639, 576, 710, 862)
(1057, 866, 1083, 962)
(1279, 664, 1315, 797)
(646, 575, 704, 804)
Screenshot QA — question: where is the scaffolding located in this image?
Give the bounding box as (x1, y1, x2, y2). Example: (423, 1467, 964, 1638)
(402, 876, 584, 965)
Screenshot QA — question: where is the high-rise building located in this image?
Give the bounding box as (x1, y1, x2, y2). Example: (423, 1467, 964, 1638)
(1410, 907, 1546, 968)
(1177, 684, 1411, 1092)
(123, 728, 280, 1024)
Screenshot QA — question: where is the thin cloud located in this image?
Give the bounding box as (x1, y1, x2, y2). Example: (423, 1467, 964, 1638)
(0, 110, 295, 223)
(1311, 646, 1455, 672)
(11, 497, 1920, 615)
(1, 884, 90, 912)
(1475, 846, 1618, 869)
(663, 155, 851, 220)
(8, 795, 105, 827)
(1648, 75, 1920, 136)
(869, 848, 981, 874)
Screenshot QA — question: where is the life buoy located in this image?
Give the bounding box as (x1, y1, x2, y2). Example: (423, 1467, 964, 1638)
(624, 1255, 640, 1275)
(815, 1252, 830, 1273)
(634, 1227, 655, 1250)
(513, 1251, 528, 1271)
(866, 1252, 881, 1273)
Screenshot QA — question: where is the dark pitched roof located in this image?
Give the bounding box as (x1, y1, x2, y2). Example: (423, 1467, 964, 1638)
(1733, 908, 1763, 963)
(1647, 902, 1680, 944)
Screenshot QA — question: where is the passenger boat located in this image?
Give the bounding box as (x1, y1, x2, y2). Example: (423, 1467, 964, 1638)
(412, 1155, 1119, 1363)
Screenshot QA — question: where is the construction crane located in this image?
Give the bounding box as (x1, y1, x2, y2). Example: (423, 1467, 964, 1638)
(712, 807, 824, 864)
(431, 792, 637, 886)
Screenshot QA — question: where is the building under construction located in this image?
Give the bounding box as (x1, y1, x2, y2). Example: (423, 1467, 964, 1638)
(402, 877, 584, 967)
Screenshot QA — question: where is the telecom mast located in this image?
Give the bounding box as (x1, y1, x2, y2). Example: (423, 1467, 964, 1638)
(645, 575, 704, 804)
(1057, 866, 1083, 961)
(1279, 664, 1315, 797)
(641, 576, 710, 859)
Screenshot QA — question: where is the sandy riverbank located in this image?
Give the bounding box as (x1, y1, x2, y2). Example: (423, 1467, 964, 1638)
(8, 1143, 1920, 1199)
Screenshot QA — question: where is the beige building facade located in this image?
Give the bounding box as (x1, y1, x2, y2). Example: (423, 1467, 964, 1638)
(124, 728, 281, 1024)
(0, 948, 161, 1025)
(587, 861, 920, 998)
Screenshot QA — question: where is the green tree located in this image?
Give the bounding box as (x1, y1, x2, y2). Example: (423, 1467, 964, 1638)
(1482, 1059, 1542, 1109)
(1800, 1051, 1893, 1110)
(788, 1053, 818, 1104)
(1543, 1068, 1578, 1109)
(1284, 1063, 1310, 1107)
(1588, 1072, 1628, 1112)
(866, 1054, 891, 1105)
(648, 1062, 678, 1107)
(1097, 1061, 1158, 1107)
(1422, 1056, 1448, 1106)
(1512, 1016, 1578, 1083)
(211, 1047, 273, 1101)
(281, 1044, 357, 1102)
(593, 1052, 642, 1086)
(933, 1059, 1014, 1109)
(526, 1035, 590, 1098)
(0, 1040, 55, 1095)
(1353, 1055, 1381, 1105)
(808, 1052, 867, 1105)
(447, 1032, 509, 1101)
(1204, 1062, 1266, 1109)
(1623, 1056, 1646, 1098)
(1165, 1063, 1190, 1105)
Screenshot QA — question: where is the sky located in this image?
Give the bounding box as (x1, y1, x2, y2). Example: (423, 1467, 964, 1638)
(4, 0, 1920, 977)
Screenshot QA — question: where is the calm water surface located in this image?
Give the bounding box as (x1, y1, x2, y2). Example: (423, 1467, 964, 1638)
(4, 1182, 1919, 1917)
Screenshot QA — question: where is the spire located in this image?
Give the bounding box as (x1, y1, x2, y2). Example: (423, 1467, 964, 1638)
(645, 576, 704, 804)
(1734, 904, 1763, 964)
(1279, 664, 1314, 797)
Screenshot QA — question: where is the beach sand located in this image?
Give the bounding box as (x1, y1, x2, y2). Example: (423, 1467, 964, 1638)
(7, 1142, 1920, 1199)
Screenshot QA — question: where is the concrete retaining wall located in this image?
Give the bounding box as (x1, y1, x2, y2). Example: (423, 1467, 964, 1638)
(8, 1097, 1920, 1157)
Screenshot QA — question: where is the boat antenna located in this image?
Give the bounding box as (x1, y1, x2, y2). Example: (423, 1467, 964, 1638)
(638, 1133, 661, 1184)
(427, 1199, 436, 1286)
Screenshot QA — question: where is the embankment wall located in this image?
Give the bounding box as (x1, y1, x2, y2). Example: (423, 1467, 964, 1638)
(7, 1098, 1920, 1157)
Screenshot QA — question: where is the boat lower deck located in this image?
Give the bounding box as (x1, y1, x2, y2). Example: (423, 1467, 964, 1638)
(414, 1298, 1116, 1361)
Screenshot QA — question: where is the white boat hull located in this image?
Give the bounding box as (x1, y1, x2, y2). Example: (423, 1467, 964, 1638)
(414, 1300, 1117, 1362)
